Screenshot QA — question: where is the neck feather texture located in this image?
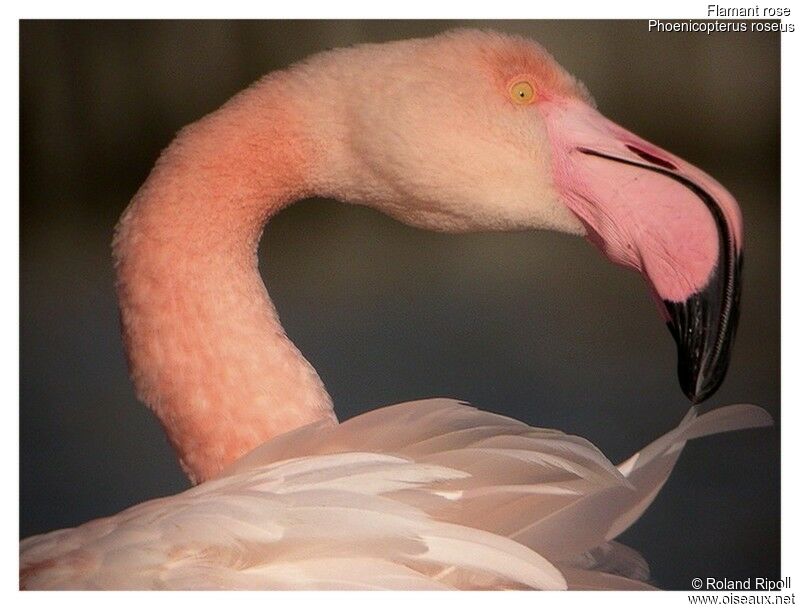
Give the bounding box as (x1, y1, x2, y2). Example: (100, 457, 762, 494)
(113, 80, 336, 483)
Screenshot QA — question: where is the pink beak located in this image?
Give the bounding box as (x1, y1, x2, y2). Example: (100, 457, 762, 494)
(543, 100, 743, 403)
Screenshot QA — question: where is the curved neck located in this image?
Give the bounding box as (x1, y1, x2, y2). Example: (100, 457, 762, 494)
(113, 81, 336, 483)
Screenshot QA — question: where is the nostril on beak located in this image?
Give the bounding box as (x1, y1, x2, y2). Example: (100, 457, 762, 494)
(625, 144, 678, 170)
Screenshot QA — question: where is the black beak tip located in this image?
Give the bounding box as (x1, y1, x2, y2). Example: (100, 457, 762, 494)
(676, 352, 725, 405)
(666, 306, 739, 404)
(666, 307, 737, 405)
(665, 286, 740, 404)
(663, 250, 742, 405)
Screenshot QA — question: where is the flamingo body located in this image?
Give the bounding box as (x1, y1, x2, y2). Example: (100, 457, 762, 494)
(21, 400, 771, 589)
(20, 30, 766, 589)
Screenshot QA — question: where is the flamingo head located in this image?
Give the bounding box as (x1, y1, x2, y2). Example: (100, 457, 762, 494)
(298, 30, 743, 403)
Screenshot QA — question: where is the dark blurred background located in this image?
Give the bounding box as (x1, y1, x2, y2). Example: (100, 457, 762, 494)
(20, 21, 779, 589)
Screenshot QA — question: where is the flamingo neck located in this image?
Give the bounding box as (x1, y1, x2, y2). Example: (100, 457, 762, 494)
(113, 81, 336, 483)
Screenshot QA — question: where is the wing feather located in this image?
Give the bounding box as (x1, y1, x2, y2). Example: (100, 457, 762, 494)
(21, 399, 771, 590)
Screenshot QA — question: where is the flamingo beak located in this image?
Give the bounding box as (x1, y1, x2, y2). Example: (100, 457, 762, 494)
(542, 100, 743, 403)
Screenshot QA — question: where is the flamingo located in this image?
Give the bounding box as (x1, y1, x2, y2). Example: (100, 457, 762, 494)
(20, 29, 771, 590)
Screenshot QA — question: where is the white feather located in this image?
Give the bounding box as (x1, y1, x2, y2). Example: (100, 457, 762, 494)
(20, 399, 771, 590)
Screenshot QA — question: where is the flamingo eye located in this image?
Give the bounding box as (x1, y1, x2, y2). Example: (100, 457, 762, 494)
(509, 81, 535, 105)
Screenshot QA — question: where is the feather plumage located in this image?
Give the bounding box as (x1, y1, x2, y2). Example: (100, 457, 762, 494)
(20, 399, 771, 590)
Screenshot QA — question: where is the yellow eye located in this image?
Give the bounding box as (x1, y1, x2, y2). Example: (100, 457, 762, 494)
(509, 81, 535, 105)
